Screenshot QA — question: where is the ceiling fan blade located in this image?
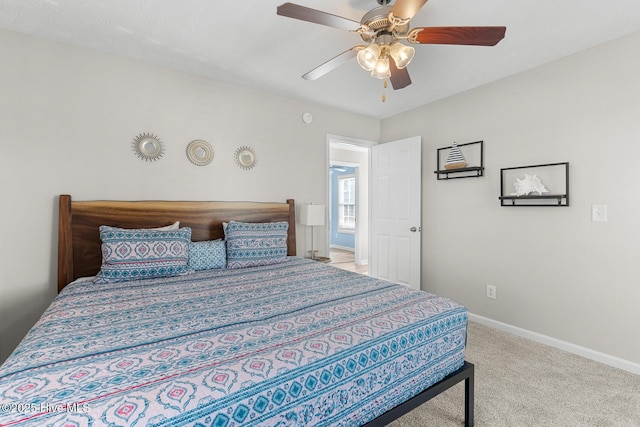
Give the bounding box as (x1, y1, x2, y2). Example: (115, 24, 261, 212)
(410, 26, 506, 46)
(277, 3, 359, 32)
(391, 0, 429, 20)
(302, 46, 364, 81)
(389, 58, 412, 90)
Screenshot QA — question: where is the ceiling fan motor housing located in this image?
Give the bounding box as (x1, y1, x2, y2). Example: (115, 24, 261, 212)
(359, 6, 410, 43)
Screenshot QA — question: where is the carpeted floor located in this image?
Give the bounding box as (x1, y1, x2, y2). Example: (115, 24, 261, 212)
(388, 321, 640, 426)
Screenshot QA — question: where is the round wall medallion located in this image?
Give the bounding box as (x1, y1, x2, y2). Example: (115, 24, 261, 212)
(132, 132, 164, 162)
(186, 140, 213, 166)
(234, 146, 257, 170)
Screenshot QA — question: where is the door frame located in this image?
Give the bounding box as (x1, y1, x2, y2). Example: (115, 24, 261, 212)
(326, 134, 376, 266)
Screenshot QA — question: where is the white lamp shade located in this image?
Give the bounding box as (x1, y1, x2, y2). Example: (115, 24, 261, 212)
(300, 204, 325, 226)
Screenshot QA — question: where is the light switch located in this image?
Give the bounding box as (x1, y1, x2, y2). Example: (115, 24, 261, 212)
(591, 205, 608, 222)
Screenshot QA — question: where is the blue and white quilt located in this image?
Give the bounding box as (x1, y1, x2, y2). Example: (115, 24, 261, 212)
(0, 257, 467, 427)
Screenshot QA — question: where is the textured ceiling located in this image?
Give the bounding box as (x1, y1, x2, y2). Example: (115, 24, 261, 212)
(1, 0, 640, 119)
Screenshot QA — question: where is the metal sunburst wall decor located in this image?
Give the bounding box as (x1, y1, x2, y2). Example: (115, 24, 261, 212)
(234, 146, 257, 170)
(186, 139, 214, 166)
(132, 132, 164, 162)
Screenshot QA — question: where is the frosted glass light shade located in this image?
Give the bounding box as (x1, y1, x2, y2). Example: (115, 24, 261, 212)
(356, 44, 380, 71)
(371, 56, 391, 79)
(300, 204, 325, 226)
(389, 42, 415, 69)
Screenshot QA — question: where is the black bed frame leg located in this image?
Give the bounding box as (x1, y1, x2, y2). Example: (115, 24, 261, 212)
(465, 362, 475, 427)
(361, 361, 475, 427)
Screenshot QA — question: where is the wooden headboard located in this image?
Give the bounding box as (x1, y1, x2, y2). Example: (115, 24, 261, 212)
(57, 195, 296, 292)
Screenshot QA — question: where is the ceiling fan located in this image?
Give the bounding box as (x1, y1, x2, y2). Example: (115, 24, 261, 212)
(277, 0, 506, 91)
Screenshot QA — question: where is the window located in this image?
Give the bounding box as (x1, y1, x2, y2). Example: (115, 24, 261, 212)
(338, 175, 356, 231)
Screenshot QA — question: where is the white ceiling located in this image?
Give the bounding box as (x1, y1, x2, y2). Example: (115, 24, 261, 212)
(1, 0, 640, 119)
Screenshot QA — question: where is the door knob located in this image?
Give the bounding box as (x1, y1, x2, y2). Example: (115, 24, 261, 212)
(410, 226, 421, 232)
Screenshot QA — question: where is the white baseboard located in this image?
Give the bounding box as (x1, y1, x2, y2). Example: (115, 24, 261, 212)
(468, 313, 640, 375)
(329, 246, 368, 265)
(329, 245, 355, 252)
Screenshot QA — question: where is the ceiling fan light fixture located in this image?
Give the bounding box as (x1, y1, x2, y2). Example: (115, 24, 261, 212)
(276, 2, 506, 89)
(356, 43, 380, 71)
(371, 55, 391, 79)
(389, 42, 415, 69)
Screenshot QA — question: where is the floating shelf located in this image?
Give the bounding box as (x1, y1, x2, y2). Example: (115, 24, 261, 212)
(499, 195, 567, 206)
(435, 140, 484, 180)
(499, 162, 569, 207)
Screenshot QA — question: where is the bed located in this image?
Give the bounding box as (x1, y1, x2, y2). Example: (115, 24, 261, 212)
(0, 195, 474, 427)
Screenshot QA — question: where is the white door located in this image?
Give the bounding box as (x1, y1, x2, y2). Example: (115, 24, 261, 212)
(370, 136, 421, 290)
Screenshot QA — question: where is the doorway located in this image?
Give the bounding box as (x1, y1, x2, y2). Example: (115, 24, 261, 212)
(327, 135, 375, 275)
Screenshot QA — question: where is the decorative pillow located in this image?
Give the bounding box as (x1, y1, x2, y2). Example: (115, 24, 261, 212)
(153, 221, 180, 231)
(225, 221, 289, 269)
(188, 240, 226, 271)
(94, 226, 192, 284)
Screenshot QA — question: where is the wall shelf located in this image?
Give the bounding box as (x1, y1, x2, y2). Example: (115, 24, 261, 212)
(499, 162, 569, 207)
(434, 140, 484, 180)
(499, 194, 567, 206)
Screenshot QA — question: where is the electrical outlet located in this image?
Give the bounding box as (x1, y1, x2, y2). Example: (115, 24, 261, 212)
(486, 284, 497, 300)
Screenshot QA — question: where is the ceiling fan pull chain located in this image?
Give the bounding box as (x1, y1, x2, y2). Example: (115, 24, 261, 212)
(382, 79, 388, 102)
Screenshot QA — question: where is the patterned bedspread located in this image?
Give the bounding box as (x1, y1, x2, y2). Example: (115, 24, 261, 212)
(0, 257, 467, 427)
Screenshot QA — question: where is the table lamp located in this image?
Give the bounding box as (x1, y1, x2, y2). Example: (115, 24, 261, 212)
(300, 204, 325, 259)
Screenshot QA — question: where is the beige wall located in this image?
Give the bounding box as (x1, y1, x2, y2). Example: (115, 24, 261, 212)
(381, 32, 640, 365)
(0, 29, 380, 362)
